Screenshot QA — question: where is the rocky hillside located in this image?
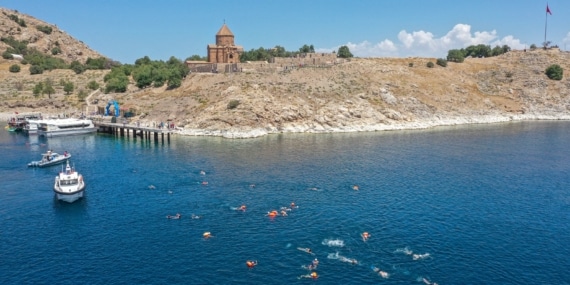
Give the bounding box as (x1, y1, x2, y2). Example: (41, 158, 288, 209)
(1, 9, 569, 138)
(0, 7, 104, 63)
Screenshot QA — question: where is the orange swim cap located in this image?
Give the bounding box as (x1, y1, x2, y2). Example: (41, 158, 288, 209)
(311, 272, 318, 278)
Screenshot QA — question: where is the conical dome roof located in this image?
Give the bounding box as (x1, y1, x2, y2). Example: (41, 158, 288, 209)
(216, 24, 234, 36)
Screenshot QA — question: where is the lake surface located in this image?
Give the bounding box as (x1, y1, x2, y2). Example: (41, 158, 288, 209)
(1, 121, 569, 284)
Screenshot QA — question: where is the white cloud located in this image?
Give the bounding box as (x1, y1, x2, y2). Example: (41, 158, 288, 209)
(324, 23, 526, 58)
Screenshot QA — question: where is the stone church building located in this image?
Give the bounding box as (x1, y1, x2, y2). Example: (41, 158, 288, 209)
(207, 24, 243, 63)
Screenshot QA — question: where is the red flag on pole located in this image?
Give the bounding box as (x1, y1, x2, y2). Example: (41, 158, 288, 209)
(546, 4, 552, 15)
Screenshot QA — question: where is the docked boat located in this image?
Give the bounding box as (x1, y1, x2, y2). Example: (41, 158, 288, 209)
(24, 119, 44, 135)
(28, 151, 71, 167)
(37, 118, 96, 137)
(7, 113, 42, 132)
(53, 160, 85, 203)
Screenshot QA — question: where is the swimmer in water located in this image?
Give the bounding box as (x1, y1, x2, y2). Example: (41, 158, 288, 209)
(267, 210, 278, 217)
(312, 258, 319, 267)
(290, 202, 298, 209)
(201, 181, 208, 185)
(246, 260, 257, 268)
(249, 184, 256, 188)
(372, 266, 389, 278)
(203, 232, 213, 239)
(280, 210, 288, 216)
(238, 205, 247, 211)
(297, 247, 314, 255)
(298, 272, 318, 279)
(200, 170, 206, 175)
(352, 185, 359, 191)
(191, 214, 202, 219)
(166, 213, 181, 219)
(361, 231, 371, 242)
(339, 256, 358, 264)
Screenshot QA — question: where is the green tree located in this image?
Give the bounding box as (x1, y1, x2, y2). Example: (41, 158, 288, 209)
(69, 60, 86, 74)
(167, 74, 182, 89)
(63, 81, 74, 95)
(427, 62, 434, 68)
(33, 82, 43, 97)
(299, 44, 311, 53)
(9, 64, 20, 73)
(530, 44, 537, 50)
(447, 49, 464, 63)
(436, 58, 447, 67)
(133, 65, 153, 89)
(135, 56, 152, 66)
(186, 55, 206, 61)
(545, 64, 563, 80)
(87, 80, 100, 90)
(42, 79, 55, 98)
(77, 89, 88, 101)
(337, 46, 353, 58)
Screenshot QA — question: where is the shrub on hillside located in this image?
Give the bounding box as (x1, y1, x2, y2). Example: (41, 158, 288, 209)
(87, 80, 100, 90)
(29, 64, 43, 75)
(51, 47, 61, 55)
(408, 62, 414, 67)
(427, 62, 434, 68)
(227, 100, 240, 109)
(436, 58, 447, 67)
(2, 51, 14, 59)
(545, 64, 563, 80)
(36, 25, 53, 34)
(9, 64, 20, 73)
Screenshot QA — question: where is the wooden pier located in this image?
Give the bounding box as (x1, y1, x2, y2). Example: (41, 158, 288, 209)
(94, 121, 172, 143)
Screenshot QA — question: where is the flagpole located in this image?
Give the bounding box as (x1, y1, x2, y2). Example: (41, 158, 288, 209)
(543, 2, 548, 48)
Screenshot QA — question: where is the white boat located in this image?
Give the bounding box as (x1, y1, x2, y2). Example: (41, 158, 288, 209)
(53, 160, 85, 203)
(28, 151, 71, 167)
(24, 119, 44, 135)
(38, 118, 96, 137)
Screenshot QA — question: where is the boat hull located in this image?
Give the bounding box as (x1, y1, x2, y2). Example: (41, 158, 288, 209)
(54, 189, 85, 203)
(28, 156, 70, 167)
(39, 127, 97, 137)
(53, 182, 85, 203)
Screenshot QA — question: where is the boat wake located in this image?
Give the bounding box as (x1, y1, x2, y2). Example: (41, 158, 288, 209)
(394, 246, 413, 255)
(321, 238, 345, 247)
(327, 252, 358, 264)
(412, 253, 430, 260)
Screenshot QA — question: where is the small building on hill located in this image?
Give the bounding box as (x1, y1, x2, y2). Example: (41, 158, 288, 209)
(207, 23, 243, 64)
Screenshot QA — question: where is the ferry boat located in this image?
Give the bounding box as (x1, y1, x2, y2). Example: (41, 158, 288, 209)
(53, 160, 85, 203)
(37, 118, 96, 137)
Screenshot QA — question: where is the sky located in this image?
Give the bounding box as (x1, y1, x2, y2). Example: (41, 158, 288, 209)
(2, 0, 570, 64)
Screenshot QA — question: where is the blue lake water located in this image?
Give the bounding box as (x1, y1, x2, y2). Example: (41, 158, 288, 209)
(1, 122, 569, 284)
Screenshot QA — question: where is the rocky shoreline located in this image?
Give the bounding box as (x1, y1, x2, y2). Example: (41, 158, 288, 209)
(3, 111, 569, 139)
(177, 112, 570, 138)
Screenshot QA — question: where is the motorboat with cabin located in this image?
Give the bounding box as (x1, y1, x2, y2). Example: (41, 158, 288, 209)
(37, 118, 96, 137)
(53, 160, 85, 203)
(6, 113, 42, 132)
(28, 150, 71, 167)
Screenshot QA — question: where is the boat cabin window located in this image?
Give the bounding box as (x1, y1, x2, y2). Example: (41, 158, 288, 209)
(61, 179, 78, 185)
